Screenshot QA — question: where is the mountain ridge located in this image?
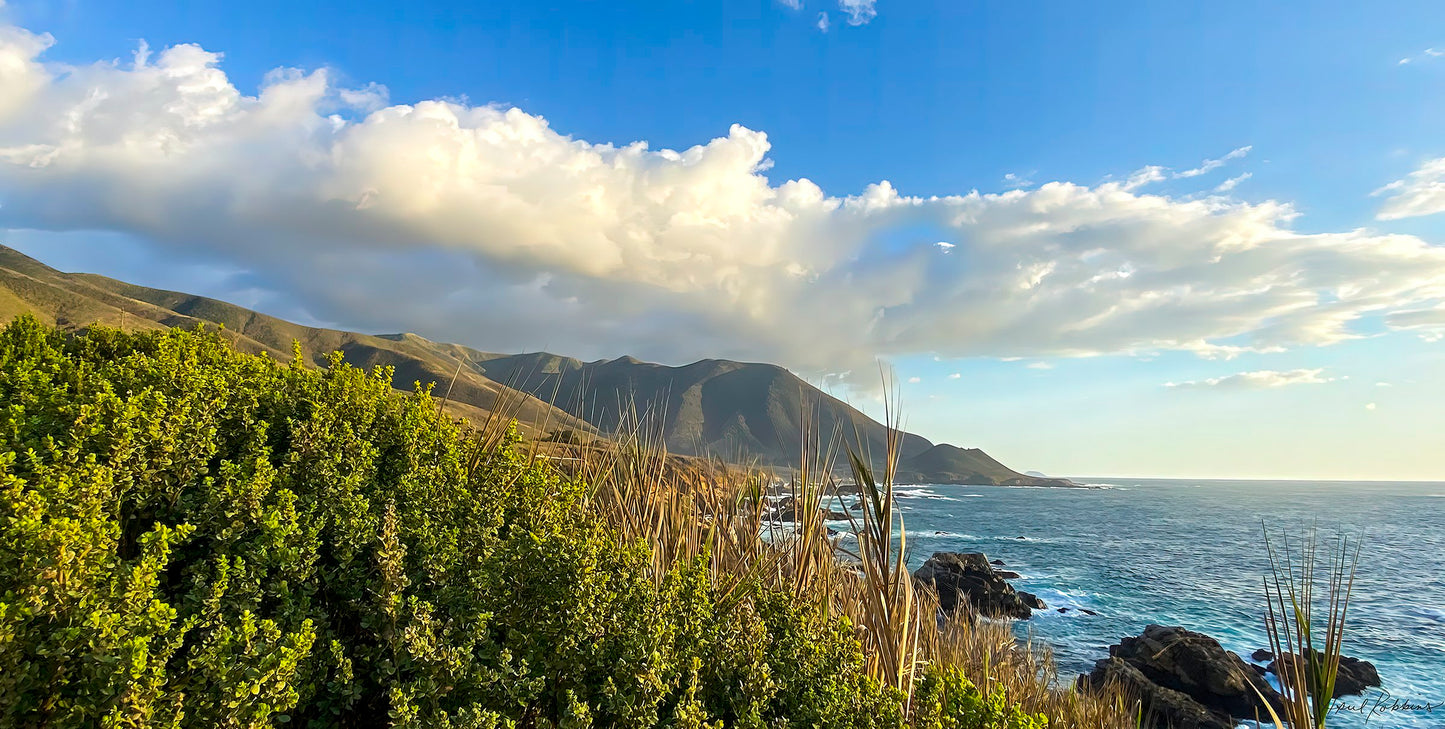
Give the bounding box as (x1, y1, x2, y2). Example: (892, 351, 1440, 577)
(0, 243, 1074, 486)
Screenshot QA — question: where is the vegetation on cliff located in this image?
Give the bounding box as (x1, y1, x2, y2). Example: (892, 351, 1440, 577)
(0, 317, 1121, 728)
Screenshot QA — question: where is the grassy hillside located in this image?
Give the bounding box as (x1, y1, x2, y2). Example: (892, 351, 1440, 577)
(0, 244, 592, 436)
(0, 243, 1068, 485)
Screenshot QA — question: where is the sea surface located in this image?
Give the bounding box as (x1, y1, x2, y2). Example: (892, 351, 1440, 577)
(841, 479, 1445, 728)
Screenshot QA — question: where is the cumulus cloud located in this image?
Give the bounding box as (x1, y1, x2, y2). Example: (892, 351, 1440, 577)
(948, 372, 961, 379)
(838, 0, 876, 25)
(1375, 157, 1445, 220)
(777, 0, 803, 9)
(1165, 369, 1336, 390)
(816, 12, 830, 32)
(1025, 362, 1053, 370)
(2, 25, 1445, 387)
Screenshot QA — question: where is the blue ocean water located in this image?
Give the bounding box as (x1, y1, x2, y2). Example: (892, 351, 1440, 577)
(863, 479, 1445, 728)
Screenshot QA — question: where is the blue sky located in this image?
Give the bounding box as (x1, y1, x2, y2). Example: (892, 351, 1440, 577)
(2, 0, 1445, 479)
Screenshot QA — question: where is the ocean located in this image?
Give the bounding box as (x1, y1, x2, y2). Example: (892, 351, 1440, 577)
(849, 479, 1445, 728)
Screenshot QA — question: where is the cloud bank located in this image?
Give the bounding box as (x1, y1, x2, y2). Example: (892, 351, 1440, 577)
(1165, 369, 1335, 390)
(2, 24, 1445, 383)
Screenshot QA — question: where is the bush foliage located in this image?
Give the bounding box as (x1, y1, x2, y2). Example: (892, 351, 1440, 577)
(0, 316, 1044, 729)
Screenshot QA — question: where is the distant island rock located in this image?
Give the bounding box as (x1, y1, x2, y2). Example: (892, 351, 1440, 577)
(1024, 470, 1048, 478)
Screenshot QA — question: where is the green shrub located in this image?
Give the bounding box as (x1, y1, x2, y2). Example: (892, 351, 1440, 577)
(0, 316, 925, 729)
(912, 665, 1047, 729)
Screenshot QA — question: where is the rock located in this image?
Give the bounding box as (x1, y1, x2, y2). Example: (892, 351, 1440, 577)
(1100, 625, 1283, 721)
(1251, 649, 1273, 662)
(1079, 657, 1236, 729)
(1058, 607, 1070, 613)
(821, 508, 850, 520)
(912, 552, 1040, 619)
(1266, 651, 1382, 698)
(995, 570, 1022, 579)
(1015, 536, 1027, 540)
(1249, 664, 1266, 676)
(1079, 608, 1098, 616)
(990, 559, 1006, 566)
(1017, 591, 1046, 610)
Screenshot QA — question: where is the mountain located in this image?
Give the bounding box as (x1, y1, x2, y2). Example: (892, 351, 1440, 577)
(465, 352, 935, 468)
(0, 243, 1072, 486)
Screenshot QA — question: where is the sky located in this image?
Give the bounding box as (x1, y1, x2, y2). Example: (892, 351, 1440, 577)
(1, 0, 1444, 480)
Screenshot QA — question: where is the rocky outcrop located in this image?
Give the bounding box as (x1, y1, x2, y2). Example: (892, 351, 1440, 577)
(1266, 651, 1382, 697)
(912, 552, 1043, 619)
(1081, 625, 1283, 727)
(1079, 657, 1236, 729)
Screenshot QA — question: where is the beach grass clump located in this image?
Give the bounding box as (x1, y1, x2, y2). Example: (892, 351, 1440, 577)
(0, 315, 1134, 728)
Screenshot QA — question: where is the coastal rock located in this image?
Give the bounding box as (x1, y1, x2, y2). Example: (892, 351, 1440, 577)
(1251, 649, 1273, 662)
(1079, 608, 1098, 616)
(1018, 591, 1046, 610)
(1097, 625, 1283, 720)
(1079, 657, 1236, 729)
(990, 559, 1006, 566)
(1266, 652, 1382, 697)
(995, 569, 1022, 579)
(912, 552, 1040, 619)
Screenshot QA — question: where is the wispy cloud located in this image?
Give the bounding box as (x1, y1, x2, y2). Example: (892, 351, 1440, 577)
(838, 0, 876, 25)
(948, 372, 961, 379)
(2, 24, 1445, 388)
(1398, 47, 1444, 65)
(816, 11, 830, 32)
(1214, 172, 1252, 193)
(907, 376, 921, 384)
(1025, 361, 1053, 370)
(777, 0, 803, 8)
(1165, 369, 1336, 390)
(1374, 157, 1445, 220)
(1176, 146, 1252, 179)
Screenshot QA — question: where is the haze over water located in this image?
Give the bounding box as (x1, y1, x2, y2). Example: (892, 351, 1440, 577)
(881, 479, 1445, 728)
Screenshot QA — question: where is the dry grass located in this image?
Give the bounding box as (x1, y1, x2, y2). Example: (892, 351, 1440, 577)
(462, 388, 1138, 728)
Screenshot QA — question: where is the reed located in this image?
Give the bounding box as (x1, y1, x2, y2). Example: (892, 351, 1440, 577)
(495, 383, 1138, 728)
(1258, 525, 1362, 729)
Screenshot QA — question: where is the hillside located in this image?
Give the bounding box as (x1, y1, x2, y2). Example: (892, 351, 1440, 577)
(0, 244, 593, 437)
(0, 243, 1071, 486)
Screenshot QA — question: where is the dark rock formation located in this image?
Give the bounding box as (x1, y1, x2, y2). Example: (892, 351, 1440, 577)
(995, 569, 1022, 579)
(1083, 625, 1283, 724)
(1266, 652, 1382, 697)
(1251, 649, 1273, 662)
(1079, 657, 1236, 729)
(912, 552, 1042, 619)
(989, 559, 1006, 566)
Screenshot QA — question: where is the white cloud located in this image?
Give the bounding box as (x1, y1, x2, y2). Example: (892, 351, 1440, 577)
(1398, 48, 1444, 65)
(1165, 369, 1336, 390)
(838, 0, 876, 25)
(1025, 361, 1053, 370)
(2, 25, 1445, 388)
(1003, 172, 1033, 188)
(935, 241, 955, 251)
(778, 0, 803, 9)
(1365, 402, 1377, 410)
(1375, 157, 1445, 220)
(816, 12, 830, 31)
(907, 376, 921, 384)
(1214, 172, 1252, 193)
(948, 372, 961, 379)
(1175, 146, 1252, 179)
(1376, 382, 1392, 387)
